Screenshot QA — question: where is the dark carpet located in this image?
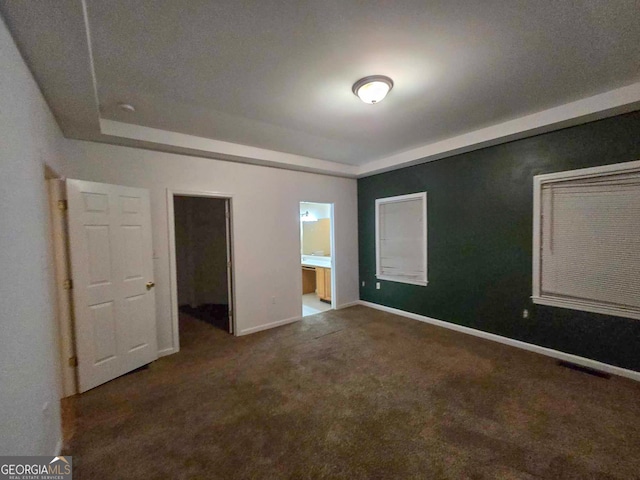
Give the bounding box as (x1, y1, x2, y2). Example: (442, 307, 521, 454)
(179, 303, 230, 332)
(63, 306, 640, 479)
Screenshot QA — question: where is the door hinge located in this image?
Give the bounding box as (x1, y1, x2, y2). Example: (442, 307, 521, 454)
(68, 356, 78, 367)
(57, 200, 68, 211)
(63, 279, 73, 290)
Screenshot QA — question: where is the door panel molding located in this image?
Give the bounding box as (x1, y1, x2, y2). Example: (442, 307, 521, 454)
(67, 179, 157, 392)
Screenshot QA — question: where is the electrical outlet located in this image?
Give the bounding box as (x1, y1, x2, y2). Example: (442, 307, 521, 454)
(272, 296, 276, 304)
(522, 309, 529, 319)
(361, 281, 365, 287)
(376, 282, 381, 290)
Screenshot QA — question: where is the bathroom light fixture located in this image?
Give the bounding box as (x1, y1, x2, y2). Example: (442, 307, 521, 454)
(301, 211, 317, 222)
(118, 103, 136, 113)
(352, 75, 394, 104)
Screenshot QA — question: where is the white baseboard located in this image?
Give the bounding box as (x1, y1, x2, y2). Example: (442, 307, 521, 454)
(238, 316, 302, 336)
(359, 301, 640, 382)
(157, 347, 176, 358)
(336, 301, 360, 310)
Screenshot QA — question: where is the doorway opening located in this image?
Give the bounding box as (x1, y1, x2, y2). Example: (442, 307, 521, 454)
(172, 194, 235, 336)
(300, 202, 335, 317)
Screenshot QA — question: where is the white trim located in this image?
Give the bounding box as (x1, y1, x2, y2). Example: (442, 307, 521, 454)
(336, 301, 360, 310)
(359, 301, 640, 382)
(167, 188, 238, 199)
(534, 159, 640, 183)
(532, 160, 640, 320)
(376, 192, 427, 203)
(166, 191, 181, 354)
(358, 82, 640, 177)
(166, 188, 238, 354)
(375, 275, 428, 287)
(532, 296, 640, 321)
(54, 437, 63, 456)
(375, 192, 428, 286)
(532, 174, 542, 299)
(237, 316, 301, 336)
(157, 347, 176, 357)
(330, 203, 336, 310)
(100, 119, 357, 178)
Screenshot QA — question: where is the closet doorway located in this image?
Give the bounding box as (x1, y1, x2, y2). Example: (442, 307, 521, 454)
(170, 192, 235, 337)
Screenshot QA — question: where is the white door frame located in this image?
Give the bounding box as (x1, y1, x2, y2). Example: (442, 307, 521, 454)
(47, 178, 78, 397)
(166, 189, 237, 350)
(299, 201, 336, 311)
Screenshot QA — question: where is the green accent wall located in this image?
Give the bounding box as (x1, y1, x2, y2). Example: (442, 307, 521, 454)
(358, 111, 640, 372)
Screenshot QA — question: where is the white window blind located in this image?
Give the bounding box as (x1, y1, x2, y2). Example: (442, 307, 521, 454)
(533, 162, 640, 320)
(375, 192, 427, 286)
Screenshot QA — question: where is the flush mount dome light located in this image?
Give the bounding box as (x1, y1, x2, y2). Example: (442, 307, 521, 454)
(117, 102, 136, 113)
(352, 75, 394, 104)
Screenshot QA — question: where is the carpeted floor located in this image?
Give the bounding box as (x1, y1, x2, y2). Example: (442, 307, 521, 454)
(63, 306, 640, 479)
(179, 304, 230, 332)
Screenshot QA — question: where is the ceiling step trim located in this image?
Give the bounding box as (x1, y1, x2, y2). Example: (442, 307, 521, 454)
(99, 119, 358, 177)
(357, 82, 640, 177)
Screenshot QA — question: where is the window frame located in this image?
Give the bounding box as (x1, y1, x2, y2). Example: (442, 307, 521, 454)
(375, 192, 428, 287)
(532, 159, 640, 320)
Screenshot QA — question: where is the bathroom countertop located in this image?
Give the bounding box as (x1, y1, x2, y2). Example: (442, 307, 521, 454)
(301, 256, 332, 268)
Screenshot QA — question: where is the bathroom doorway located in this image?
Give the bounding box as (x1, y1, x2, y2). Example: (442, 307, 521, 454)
(300, 202, 335, 317)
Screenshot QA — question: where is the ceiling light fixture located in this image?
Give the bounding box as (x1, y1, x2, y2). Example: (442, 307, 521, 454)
(118, 103, 136, 113)
(352, 75, 394, 104)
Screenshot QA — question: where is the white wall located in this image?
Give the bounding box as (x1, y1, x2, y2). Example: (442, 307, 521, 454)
(0, 16, 65, 454)
(61, 140, 359, 345)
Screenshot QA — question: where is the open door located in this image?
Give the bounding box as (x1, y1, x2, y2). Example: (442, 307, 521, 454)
(66, 179, 158, 392)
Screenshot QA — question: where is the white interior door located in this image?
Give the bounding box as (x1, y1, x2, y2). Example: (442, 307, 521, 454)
(66, 179, 158, 392)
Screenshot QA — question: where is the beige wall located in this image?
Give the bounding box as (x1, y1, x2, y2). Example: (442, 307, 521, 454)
(0, 16, 65, 454)
(61, 139, 359, 345)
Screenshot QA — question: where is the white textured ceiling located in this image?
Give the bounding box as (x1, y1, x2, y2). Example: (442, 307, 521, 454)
(2, 0, 639, 175)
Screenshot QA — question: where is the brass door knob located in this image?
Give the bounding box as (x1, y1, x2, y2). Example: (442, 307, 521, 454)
(146, 281, 155, 290)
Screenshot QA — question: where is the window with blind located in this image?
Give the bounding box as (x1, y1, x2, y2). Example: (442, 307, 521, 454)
(375, 192, 427, 286)
(532, 161, 640, 320)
